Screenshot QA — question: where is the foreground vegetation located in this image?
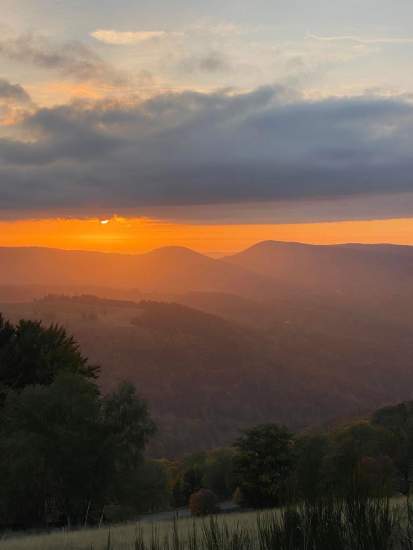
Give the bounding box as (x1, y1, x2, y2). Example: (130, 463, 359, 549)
(4, 312, 413, 546)
(2, 497, 413, 550)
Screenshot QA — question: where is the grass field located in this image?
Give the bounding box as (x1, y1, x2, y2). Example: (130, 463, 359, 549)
(0, 510, 260, 550)
(0, 498, 411, 550)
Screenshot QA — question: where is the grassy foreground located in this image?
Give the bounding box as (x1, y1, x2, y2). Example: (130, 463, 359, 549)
(0, 498, 412, 550)
(0, 511, 256, 550)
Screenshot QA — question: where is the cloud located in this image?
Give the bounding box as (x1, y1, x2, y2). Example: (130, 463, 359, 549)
(178, 51, 232, 74)
(90, 21, 241, 46)
(307, 33, 413, 45)
(0, 32, 123, 84)
(0, 79, 31, 104)
(91, 29, 174, 45)
(0, 79, 33, 126)
(1, 86, 413, 219)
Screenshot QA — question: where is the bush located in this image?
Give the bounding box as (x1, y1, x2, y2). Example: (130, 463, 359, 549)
(189, 489, 218, 517)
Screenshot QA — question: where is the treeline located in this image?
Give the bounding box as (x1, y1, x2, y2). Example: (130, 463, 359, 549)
(159, 406, 413, 511)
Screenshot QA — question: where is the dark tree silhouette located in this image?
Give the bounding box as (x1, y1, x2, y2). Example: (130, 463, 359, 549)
(0, 315, 99, 395)
(234, 424, 295, 508)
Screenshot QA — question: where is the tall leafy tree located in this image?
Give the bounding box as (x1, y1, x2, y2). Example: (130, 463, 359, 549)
(0, 373, 108, 527)
(102, 382, 157, 507)
(0, 315, 157, 528)
(234, 424, 295, 508)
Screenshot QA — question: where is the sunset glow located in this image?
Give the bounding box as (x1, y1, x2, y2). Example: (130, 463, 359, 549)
(2, 1, 413, 250)
(2, 216, 413, 256)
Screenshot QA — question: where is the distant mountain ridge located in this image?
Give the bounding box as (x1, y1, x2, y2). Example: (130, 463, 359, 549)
(1, 241, 413, 300)
(0, 245, 269, 297)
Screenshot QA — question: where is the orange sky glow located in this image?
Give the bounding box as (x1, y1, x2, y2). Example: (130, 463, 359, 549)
(1, 216, 413, 256)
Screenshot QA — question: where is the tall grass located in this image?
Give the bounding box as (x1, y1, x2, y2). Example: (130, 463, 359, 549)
(1, 497, 411, 550)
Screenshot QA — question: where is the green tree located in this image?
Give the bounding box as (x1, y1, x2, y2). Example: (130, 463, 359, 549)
(234, 424, 295, 508)
(102, 382, 157, 505)
(0, 376, 157, 528)
(0, 373, 109, 527)
(202, 448, 237, 499)
(372, 401, 413, 494)
(294, 433, 329, 502)
(325, 421, 397, 497)
(0, 315, 98, 396)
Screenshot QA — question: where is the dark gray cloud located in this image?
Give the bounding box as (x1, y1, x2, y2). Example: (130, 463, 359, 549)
(0, 33, 122, 83)
(1, 85, 413, 219)
(0, 78, 31, 103)
(179, 51, 232, 74)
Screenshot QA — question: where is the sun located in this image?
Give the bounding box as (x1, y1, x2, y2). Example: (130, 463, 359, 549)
(100, 219, 110, 225)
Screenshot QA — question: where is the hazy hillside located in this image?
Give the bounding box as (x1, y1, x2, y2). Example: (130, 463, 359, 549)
(3, 293, 413, 457)
(225, 241, 413, 301)
(0, 246, 269, 297)
(3, 242, 413, 307)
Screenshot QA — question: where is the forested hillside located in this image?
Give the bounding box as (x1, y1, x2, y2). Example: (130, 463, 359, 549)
(3, 293, 413, 457)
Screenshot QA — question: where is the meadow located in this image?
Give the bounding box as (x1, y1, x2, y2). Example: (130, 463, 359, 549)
(1, 498, 412, 550)
(0, 510, 258, 550)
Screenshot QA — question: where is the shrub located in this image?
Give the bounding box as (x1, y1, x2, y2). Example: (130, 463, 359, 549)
(189, 489, 218, 517)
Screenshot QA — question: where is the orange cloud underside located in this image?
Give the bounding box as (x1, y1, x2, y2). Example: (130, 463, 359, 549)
(1, 216, 413, 256)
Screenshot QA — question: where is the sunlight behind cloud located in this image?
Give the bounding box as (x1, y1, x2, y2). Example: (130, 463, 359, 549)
(91, 30, 178, 45)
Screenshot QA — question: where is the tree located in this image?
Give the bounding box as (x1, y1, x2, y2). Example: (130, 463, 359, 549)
(234, 424, 295, 508)
(0, 373, 109, 527)
(202, 448, 237, 500)
(102, 382, 157, 505)
(372, 401, 413, 494)
(0, 376, 157, 528)
(324, 422, 398, 497)
(0, 313, 158, 528)
(294, 433, 329, 502)
(0, 315, 98, 396)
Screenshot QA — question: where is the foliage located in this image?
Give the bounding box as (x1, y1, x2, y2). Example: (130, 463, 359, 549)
(0, 373, 108, 527)
(102, 382, 157, 506)
(0, 315, 157, 528)
(324, 421, 398, 497)
(171, 448, 237, 507)
(202, 448, 238, 499)
(293, 432, 329, 501)
(234, 424, 295, 508)
(189, 489, 219, 517)
(372, 401, 413, 494)
(0, 315, 98, 396)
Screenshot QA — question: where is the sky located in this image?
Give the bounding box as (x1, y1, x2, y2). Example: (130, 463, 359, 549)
(1, 0, 413, 254)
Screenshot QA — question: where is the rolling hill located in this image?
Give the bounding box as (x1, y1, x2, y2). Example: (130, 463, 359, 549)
(2, 292, 413, 457)
(0, 246, 269, 297)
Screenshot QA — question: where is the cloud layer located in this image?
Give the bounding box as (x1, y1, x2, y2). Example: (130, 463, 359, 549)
(0, 79, 31, 103)
(0, 85, 413, 219)
(0, 31, 122, 84)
